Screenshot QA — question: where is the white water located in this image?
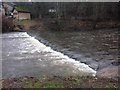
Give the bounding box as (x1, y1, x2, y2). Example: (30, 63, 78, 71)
(25, 32, 96, 76)
(2, 32, 96, 78)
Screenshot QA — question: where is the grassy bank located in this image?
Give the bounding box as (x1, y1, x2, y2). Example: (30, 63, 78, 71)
(2, 76, 119, 88)
(14, 19, 120, 32)
(14, 20, 45, 31)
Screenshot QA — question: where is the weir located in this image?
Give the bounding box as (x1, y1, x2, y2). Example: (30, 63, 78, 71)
(1, 32, 96, 79)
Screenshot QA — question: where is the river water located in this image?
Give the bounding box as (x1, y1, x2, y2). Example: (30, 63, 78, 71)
(2, 32, 96, 79)
(28, 28, 119, 71)
(1, 28, 119, 79)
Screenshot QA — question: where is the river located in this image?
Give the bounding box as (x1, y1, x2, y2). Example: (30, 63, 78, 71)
(1, 32, 96, 79)
(29, 28, 119, 71)
(1, 28, 119, 79)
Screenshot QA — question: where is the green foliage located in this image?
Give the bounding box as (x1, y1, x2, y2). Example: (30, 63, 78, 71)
(105, 83, 117, 88)
(18, 76, 119, 88)
(16, 20, 32, 25)
(22, 76, 64, 88)
(23, 80, 34, 88)
(43, 82, 63, 88)
(16, 6, 30, 12)
(73, 77, 83, 85)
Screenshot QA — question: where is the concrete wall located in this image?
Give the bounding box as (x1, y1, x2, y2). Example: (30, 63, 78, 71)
(16, 12, 31, 20)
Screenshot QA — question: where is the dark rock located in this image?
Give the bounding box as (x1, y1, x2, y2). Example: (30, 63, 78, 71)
(84, 53, 91, 58)
(93, 57, 104, 62)
(80, 57, 93, 65)
(98, 60, 113, 70)
(89, 62, 99, 70)
(71, 54, 83, 60)
(17, 24, 24, 30)
(112, 61, 120, 66)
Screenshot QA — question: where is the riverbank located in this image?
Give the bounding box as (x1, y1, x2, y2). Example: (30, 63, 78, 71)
(2, 76, 119, 88)
(42, 19, 120, 31)
(14, 19, 120, 32)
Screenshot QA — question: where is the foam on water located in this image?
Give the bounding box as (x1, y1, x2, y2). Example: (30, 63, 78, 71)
(24, 32, 96, 76)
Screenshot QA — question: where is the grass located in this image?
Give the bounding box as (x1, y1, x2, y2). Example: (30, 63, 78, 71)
(16, 6, 30, 12)
(73, 77, 83, 85)
(2, 76, 119, 88)
(22, 76, 64, 88)
(105, 83, 118, 88)
(16, 20, 32, 25)
(14, 20, 36, 30)
(14, 20, 45, 31)
(43, 82, 64, 88)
